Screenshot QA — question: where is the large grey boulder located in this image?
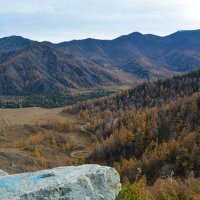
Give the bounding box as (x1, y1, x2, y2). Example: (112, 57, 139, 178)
(0, 164, 121, 200)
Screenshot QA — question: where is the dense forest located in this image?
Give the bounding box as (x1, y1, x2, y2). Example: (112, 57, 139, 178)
(64, 69, 200, 199)
(66, 69, 200, 114)
(0, 90, 113, 108)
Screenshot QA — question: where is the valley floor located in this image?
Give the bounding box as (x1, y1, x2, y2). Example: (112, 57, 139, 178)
(0, 107, 74, 126)
(0, 107, 93, 174)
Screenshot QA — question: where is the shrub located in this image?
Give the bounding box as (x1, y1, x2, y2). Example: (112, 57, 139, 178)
(117, 177, 152, 200)
(117, 177, 200, 200)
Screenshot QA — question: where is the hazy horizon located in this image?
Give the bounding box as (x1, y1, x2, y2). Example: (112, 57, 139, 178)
(1, 0, 200, 42)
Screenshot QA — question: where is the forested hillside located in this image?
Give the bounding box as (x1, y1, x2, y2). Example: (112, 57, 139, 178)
(66, 69, 200, 114)
(0, 42, 119, 95)
(0, 90, 112, 108)
(64, 69, 200, 189)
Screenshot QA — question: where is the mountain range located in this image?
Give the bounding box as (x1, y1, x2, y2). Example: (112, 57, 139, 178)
(1, 29, 200, 94)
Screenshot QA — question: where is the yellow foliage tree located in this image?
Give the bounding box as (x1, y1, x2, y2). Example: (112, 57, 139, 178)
(119, 127, 135, 146)
(34, 146, 41, 158)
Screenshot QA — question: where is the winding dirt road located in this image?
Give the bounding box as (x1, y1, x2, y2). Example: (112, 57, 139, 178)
(70, 123, 97, 159)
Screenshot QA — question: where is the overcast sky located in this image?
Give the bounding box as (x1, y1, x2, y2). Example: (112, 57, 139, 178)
(0, 0, 200, 42)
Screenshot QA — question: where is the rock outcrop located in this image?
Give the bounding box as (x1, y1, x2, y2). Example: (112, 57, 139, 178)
(0, 164, 121, 200)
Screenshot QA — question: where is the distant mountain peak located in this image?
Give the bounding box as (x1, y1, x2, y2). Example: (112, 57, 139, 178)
(115, 32, 145, 41)
(165, 29, 200, 40)
(0, 35, 32, 53)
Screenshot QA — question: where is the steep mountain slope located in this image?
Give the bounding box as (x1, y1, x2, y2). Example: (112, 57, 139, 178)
(0, 42, 119, 95)
(57, 30, 200, 74)
(57, 32, 160, 67)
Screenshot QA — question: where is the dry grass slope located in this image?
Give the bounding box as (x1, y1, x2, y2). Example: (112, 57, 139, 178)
(0, 107, 93, 174)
